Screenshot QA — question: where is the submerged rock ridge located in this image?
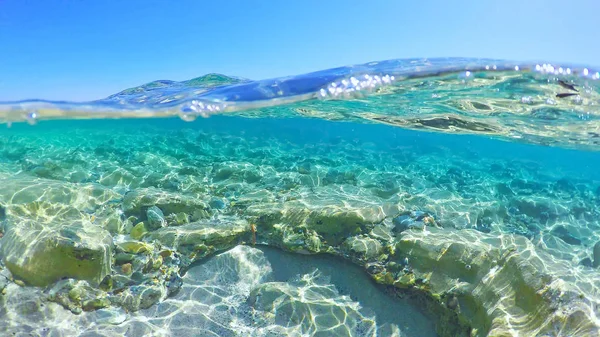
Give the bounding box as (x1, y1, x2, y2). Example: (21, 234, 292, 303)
(2, 191, 598, 336)
(247, 205, 600, 336)
(387, 229, 598, 336)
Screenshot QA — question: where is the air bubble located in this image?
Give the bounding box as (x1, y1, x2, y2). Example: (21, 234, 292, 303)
(179, 106, 198, 122)
(179, 112, 197, 122)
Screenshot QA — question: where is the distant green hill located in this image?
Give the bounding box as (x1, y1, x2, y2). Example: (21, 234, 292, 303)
(109, 73, 248, 97)
(182, 73, 247, 87)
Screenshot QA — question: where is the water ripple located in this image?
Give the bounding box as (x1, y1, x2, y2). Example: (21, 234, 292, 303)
(1, 57, 599, 149)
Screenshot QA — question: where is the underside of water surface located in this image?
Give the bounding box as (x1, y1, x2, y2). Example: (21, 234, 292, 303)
(0, 58, 600, 337)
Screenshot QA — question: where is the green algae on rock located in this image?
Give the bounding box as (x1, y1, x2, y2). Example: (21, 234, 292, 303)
(47, 279, 111, 314)
(130, 222, 148, 240)
(116, 241, 153, 255)
(1, 219, 113, 287)
(248, 202, 390, 246)
(146, 205, 166, 230)
(122, 187, 210, 224)
(342, 235, 384, 261)
(148, 218, 248, 261)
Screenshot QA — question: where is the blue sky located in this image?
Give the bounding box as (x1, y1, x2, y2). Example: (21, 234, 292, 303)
(1, 0, 598, 101)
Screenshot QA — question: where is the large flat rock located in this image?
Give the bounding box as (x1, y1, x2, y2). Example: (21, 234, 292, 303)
(385, 228, 600, 337)
(1, 219, 113, 287)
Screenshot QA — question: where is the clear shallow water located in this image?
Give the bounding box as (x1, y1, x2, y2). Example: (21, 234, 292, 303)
(0, 58, 600, 337)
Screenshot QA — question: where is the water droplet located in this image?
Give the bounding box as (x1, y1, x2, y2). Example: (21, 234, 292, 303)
(459, 70, 473, 83)
(26, 111, 38, 125)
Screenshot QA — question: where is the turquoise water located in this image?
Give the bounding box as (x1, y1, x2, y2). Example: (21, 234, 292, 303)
(1, 58, 600, 336)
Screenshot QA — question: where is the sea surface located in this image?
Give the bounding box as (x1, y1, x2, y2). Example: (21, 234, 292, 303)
(0, 58, 599, 337)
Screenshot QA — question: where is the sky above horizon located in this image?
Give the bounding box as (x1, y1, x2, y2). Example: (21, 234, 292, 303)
(1, 0, 599, 101)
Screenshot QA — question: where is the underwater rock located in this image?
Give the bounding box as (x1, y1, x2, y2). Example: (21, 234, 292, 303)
(130, 222, 147, 240)
(114, 253, 135, 265)
(384, 228, 600, 337)
(146, 205, 166, 230)
(148, 219, 248, 262)
(369, 224, 394, 242)
(495, 183, 515, 197)
(0, 270, 8, 295)
(322, 168, 358, 185)
(365, 262, 385, 275)
(100, 214, 126, 235)
(208, 197, 226, 210)
(165, 270, 183, 297)
(120, 263, 133, 275)
(593, 241, 600, 268)
(249, 202, 387, 246)
(212, 162, 264, 184)
(580, 257, 594, 268)
(164, 212, 190, 226)
(296, 161, 312, 174)
(0, 204, 6, 221)
(342, 235, 383, 260)
(306, 207, 382, 243)
(392, 210, 436, 233)
(1, 219, 113, 287)
(114, 284, 166, 312)
(509, 198, 561, 224)
(275, 226, 324, 254)
(116, 241, 153, 255)
(367, 175, 401, 199)
(47, 279, 111, 314)
(99, 167, 141, 187)
(122, 188, 210, 221)
(550, 225, 582, 245)
(392, 214, 422, 232)
(94, 207, 127, 235)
